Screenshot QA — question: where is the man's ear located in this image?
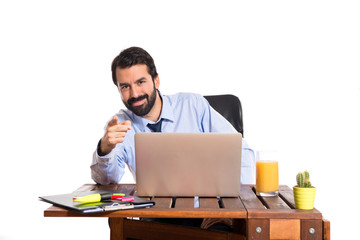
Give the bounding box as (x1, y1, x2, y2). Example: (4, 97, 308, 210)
(154, 75, 160, 89)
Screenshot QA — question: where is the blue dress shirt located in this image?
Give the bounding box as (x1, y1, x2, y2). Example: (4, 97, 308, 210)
(91, 92, 255, 185)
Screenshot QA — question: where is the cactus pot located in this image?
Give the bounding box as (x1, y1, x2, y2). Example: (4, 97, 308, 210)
(293, 186, 316, 210)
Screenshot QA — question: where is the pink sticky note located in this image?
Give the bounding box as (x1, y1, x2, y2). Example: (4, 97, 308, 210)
(121, 196, 134, 202)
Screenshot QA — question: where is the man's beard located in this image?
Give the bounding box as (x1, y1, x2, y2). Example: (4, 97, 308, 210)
(124, 87, 157, 116)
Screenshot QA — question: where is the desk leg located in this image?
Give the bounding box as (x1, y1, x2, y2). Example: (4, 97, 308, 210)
(322, 219, 330, 240)
(109, 217, 124, 240)
(247, 219, 269, 240)
(301, 219, 322, 240)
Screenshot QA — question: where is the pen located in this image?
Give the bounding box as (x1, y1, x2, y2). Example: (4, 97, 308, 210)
(73, 193, 125, 203)
(111, 193, 126, 200)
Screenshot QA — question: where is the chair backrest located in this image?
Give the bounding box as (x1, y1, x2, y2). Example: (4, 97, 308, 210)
(204, 94, 244, 136)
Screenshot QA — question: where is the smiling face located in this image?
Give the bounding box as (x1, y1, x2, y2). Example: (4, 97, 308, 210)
(116, 64, 160, 118)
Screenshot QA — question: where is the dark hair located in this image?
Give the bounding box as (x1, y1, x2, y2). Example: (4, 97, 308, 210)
(111, 47, 158, 86)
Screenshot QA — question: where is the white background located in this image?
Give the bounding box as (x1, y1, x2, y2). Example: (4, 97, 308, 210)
(1, 1, 359, 239)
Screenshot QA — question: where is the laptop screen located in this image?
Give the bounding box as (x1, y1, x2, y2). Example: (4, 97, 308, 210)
(135, 133, 242, 197)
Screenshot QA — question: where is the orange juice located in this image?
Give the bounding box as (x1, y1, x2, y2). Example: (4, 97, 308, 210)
(256, 161, 279, 195)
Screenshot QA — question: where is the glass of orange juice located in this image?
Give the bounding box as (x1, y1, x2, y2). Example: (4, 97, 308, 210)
(256, 151, 279, 196)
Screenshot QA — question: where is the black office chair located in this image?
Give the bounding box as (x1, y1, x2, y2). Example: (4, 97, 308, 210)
(204, 94, 244, 137)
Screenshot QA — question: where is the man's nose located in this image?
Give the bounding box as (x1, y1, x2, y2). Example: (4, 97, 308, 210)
(129, 85, 140, 99)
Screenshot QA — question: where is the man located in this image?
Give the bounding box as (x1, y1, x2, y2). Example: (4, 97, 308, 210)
(91, 46, 255, 184)
(91, 46, 255, 230)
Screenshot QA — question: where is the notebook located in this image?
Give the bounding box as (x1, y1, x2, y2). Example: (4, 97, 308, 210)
(135, 133, 242, 197)
(39, 190, 155, 213)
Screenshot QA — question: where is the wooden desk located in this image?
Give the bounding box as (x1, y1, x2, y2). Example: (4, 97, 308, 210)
(44, 184, 330, 240)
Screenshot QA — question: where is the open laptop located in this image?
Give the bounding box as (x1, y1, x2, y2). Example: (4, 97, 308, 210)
(135, 133, 242, 197)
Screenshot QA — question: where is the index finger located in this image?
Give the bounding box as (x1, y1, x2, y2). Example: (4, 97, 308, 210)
(119, 120, 132, 130)
(107, 115, 119, 127)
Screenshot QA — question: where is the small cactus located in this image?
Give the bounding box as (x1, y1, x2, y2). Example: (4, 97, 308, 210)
(296, 170, 312, 187)
(296, 172, 304, 187)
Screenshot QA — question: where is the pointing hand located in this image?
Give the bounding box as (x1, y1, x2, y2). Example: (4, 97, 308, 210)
(99, 116, 131, 155)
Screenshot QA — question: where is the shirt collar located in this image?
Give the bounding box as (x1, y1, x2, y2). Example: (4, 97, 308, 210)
(159, 92, 175, 123)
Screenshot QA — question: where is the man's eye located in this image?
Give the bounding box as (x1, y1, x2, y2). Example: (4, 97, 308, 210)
(120, 85, 129, 90)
